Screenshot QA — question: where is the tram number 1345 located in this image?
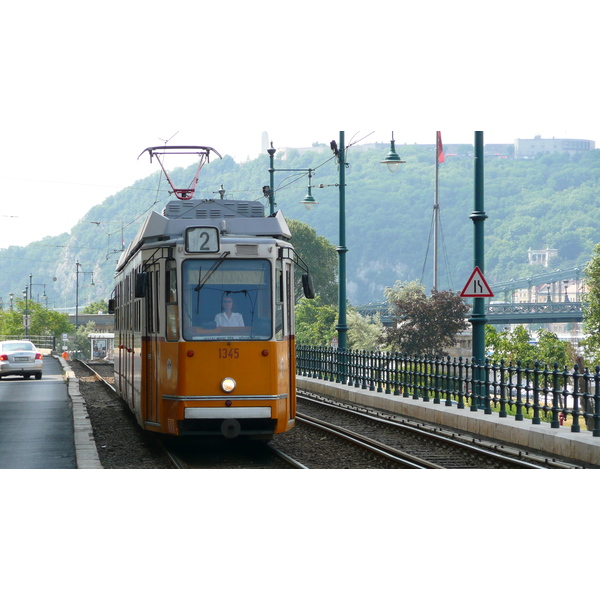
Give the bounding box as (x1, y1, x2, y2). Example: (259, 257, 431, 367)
(219, 348, 240, 359)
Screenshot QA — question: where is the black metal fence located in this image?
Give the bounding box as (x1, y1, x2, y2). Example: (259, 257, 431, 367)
(296, 346, 600, 437)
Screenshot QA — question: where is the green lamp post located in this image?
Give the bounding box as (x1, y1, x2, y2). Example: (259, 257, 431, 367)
(470, 131, 489, 412)
(266, 134, 348, 355)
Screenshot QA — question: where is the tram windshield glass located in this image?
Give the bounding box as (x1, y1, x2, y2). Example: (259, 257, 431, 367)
(182, 258, 272, 340)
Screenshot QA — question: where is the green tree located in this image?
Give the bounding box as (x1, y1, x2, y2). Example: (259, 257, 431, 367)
(347, 308, 383, 351)
(583, 243, 600, 364)
(485, 325, 535, 364)
(287, 219, 337, 305)
(486, 324, 577, 367)
(295, 298, 337, 346)
(68, 321, 97, 359)
(0, 300, 73, 339)
(536, 330, 577, 367)
(382, 281, 469, 356)
(0, 307, 25, 336)
(84, 299, 109, 314)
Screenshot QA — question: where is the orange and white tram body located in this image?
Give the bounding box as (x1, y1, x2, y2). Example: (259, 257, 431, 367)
(112, 198, 299, 439)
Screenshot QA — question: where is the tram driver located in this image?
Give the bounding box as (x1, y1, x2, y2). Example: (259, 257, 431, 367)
(215, 295, 244, 327)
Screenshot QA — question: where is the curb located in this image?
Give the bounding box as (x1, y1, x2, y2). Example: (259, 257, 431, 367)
(58, 356, 103, 469)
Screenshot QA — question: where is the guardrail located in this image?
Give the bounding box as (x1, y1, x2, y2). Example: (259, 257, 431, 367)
(296, 346, 600, 436)
(0, 335, 56, 350)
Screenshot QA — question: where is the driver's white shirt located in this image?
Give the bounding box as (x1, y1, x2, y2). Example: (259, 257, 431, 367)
(215, 312, 245, 327)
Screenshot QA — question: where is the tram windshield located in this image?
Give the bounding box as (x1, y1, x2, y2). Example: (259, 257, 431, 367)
(182, 258, 272, 340)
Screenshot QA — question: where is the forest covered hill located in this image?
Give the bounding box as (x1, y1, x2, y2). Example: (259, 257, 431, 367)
(1, 142, 600, 309)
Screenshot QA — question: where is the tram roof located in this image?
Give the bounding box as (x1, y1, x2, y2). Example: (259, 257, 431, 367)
(116, 200, 291, 273)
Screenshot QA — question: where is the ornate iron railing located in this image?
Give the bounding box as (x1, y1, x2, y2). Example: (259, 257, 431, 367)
(486, 302, 583, 323)
(296, 346, 600, 436)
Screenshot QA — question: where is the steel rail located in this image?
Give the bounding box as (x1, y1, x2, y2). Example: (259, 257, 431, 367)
(297, 393, 551, 469)
(76, 359, 117, 393)
(296, 413, 439, 469)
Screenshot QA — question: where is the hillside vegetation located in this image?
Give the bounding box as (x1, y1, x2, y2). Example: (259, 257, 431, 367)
(1, 143, 599, 309)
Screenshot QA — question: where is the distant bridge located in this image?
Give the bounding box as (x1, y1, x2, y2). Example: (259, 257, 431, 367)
(356, 301, 584, 325)
(486, 302, 583, 324)
(489, 265, 586, 296)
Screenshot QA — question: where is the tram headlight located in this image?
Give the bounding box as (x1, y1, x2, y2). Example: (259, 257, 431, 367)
(221, 377, 236, 393)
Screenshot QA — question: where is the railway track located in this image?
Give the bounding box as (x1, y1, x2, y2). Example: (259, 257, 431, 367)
(79, 360, 116, 392)
(296, 413, 439, 468)
(296, 392, 580, 469)
(76, 361, 581, 468)
(162, 439, 307, 469)
(77, 360, 307, 469)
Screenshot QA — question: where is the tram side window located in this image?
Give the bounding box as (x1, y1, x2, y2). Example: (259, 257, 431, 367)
(147, 269, 154, 333)
(286, 263, 294, 335)
(165, 259, 179, 341)
(182, 258, 272, 340)
(275, 265, 283, 341)
(125, 274, 131, 331)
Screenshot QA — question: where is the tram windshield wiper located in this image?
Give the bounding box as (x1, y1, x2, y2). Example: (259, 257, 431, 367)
(194, 251, 230, 293)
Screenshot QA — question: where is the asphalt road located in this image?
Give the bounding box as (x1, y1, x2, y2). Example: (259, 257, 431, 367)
(0, 355, 75, 469)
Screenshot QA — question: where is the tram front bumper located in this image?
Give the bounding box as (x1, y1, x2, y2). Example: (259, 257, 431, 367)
(184, 407, 272, 419)
(179, 406, 276, 439)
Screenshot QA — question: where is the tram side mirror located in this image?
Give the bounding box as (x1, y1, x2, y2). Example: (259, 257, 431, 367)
(302, 273, 315, 299)
(135, 272, 148, 298)
(107, 299, 115, 314)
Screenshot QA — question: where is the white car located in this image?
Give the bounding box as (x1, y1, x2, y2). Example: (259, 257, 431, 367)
(0, 340, 43, 380)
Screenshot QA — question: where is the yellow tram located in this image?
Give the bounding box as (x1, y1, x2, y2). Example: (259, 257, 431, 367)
(110, 146, 312, 439)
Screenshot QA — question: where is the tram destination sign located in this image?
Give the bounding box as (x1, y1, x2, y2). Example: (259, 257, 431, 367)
(186, 226, 220, 253)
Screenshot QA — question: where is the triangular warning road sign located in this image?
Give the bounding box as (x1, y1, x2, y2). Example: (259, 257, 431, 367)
(460, 266, 494, 297)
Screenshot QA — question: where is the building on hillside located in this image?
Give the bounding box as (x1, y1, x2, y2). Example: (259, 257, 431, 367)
(263, 134, 595, 161)
(515, 136, 595, 158)
(528, 247, 558, 267)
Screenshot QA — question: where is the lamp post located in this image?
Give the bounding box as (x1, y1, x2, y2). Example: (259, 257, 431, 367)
(75, 261, 95, 331)
(9, 293, 14, 311)
(470, 131, 488, 412)
(23, 287, 29, 339)
(266, 133, 348, 352)
(30, 283, 47, 305)
(335, 131, 348, 352)
(266, 145, 316, 215)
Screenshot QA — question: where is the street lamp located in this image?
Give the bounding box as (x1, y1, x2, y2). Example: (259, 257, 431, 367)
(9, 293, 14, 311)
(267, 133, 349, 352)
(23, 287, 29, 338)
(266, 146, 318, 215)
(75, 261, 95, 331)
(30, 282, 47, 305)
(300, 169, 318, 210)
(380, 132, 406, 172)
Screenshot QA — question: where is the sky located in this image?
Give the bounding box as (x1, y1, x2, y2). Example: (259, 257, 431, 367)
(1, 0, 598, 250)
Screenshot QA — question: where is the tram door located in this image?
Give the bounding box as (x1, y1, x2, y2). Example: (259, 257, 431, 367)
(144, 266, 160, 425)
(286, 263, 295, 416)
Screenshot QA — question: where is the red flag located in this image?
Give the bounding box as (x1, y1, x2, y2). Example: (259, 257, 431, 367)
(437, 131, 445, 164)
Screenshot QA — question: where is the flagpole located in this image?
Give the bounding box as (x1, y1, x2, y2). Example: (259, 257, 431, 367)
(433, 131, 443, 292)
(433, 134, 439, 291)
